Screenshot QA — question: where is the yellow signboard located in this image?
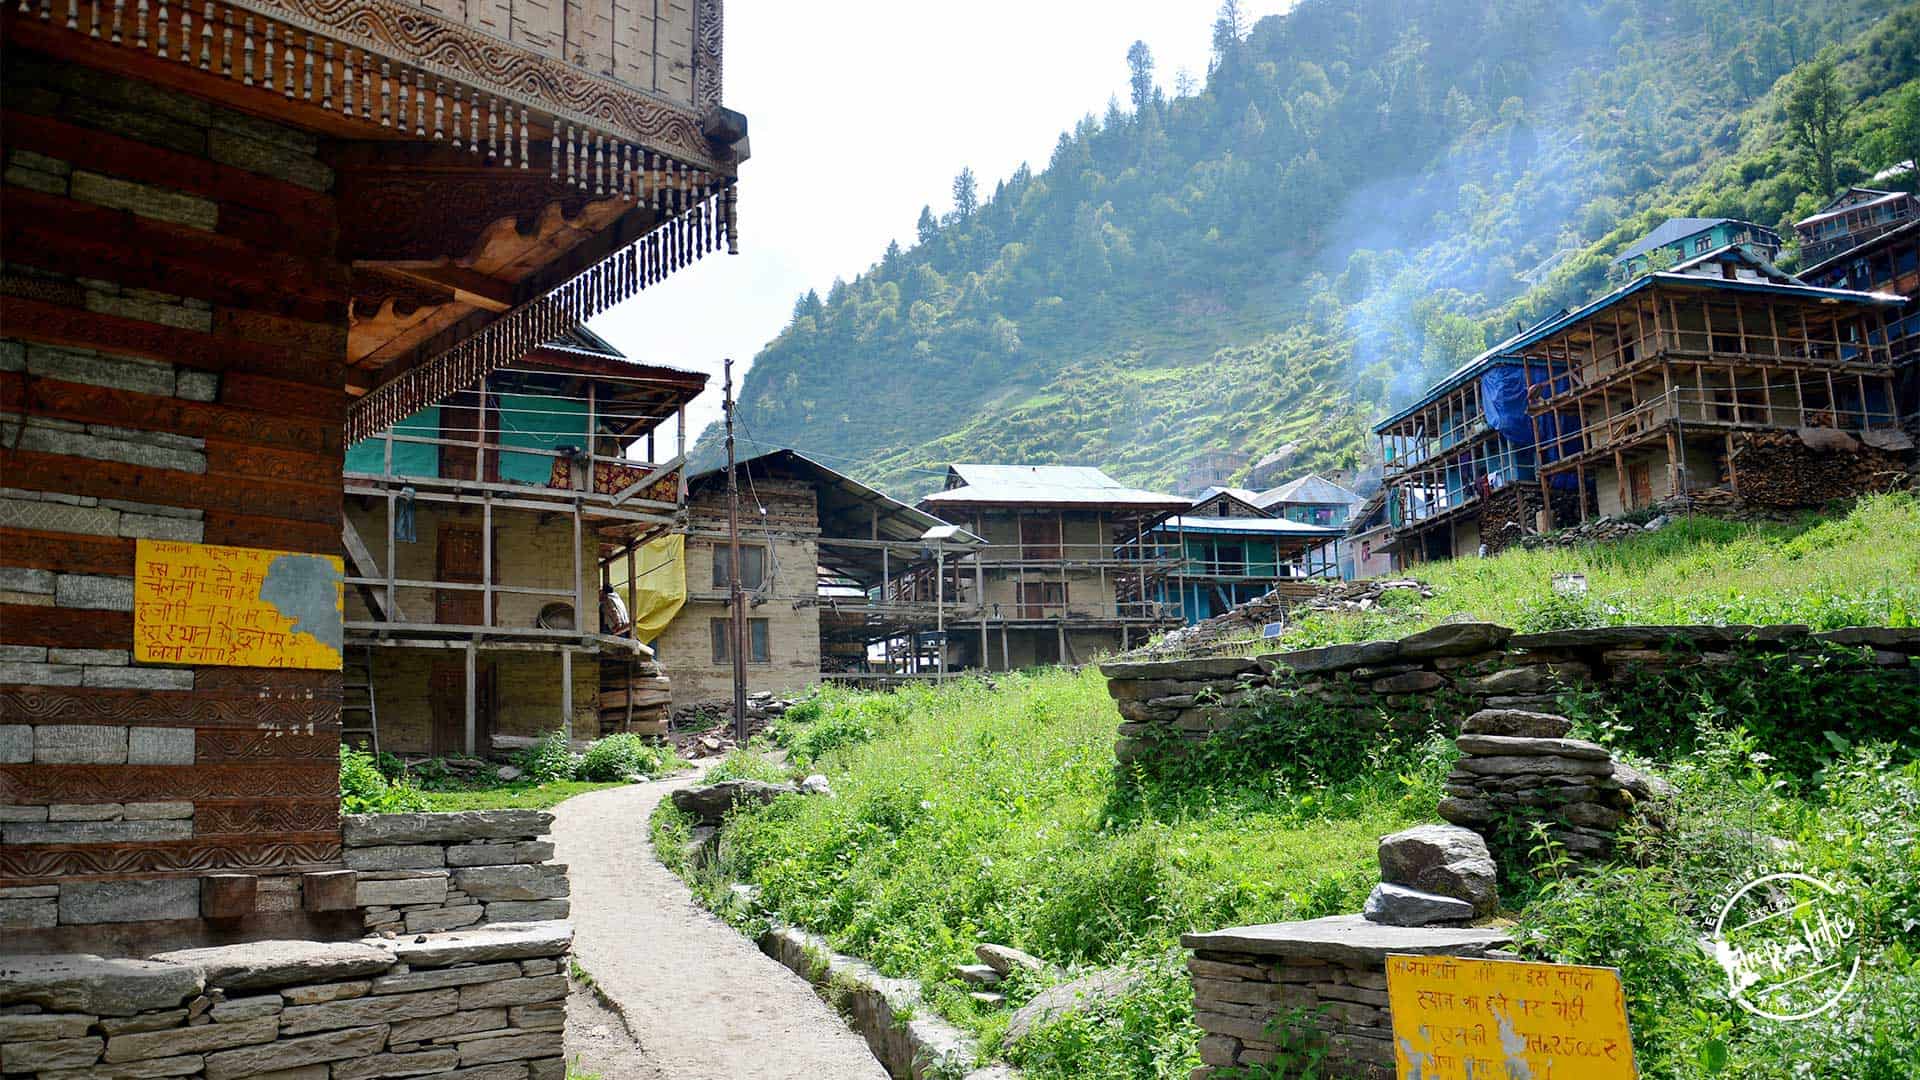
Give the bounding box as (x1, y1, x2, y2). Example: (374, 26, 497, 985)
(133, 540, 344, 670)
(1386, 954, 1636, 1080)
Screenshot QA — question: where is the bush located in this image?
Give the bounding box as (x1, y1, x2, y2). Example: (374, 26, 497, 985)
(339, 744, 428, 814)
(518, 731, 581, 784)
(577, 732, 676, 782)
(769, 687, 905, 768)
(704, 749, 790, 784)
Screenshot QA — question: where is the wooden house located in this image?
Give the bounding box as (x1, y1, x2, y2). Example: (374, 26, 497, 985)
(1256, 472, 1364, 527)
(338, 329, 706, 756)
(1176, 449, 1250, 497)
(0, 0, 742, 948)
(1146, 513, 1341, 623)
(1794, 187, 1919, 267)
(1526, 249, 1904, 521)
(650, 450, 966, 705)
(918, 464, 1188, 667)
(1612, 217, 1782, 279)
(1798, 218, 1920, 422)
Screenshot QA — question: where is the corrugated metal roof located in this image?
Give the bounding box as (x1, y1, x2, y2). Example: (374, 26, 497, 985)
(689, 449, 952, 541)
(1796, 188, 1907, 227)
(1153, 515, 1342, 536)
(1258, 473, 1363, 507)
(923, 464, 1189, 509)
(1616, 217, 1739, 264)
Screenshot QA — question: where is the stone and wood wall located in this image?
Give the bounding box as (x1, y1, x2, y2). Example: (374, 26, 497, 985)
(1105, 623, 1919, 767)
(1, 53, 349, 945)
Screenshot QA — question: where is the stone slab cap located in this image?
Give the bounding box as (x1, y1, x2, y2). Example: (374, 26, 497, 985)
(1097, 656, 1263, 680)
(341, 809, 553, 847)
(1260, 639, 1402, 676)
(388, 920, 574, 968)
(1363, 883, 1476, 928)
(1455, 734, 1610, 760)
(1181, 914, 1511, 965)
(149, 940, 392, 991)
(0, 953, 204, 1016)
(1818, 627, 1920, 649)
(1509, 624, 1763, 649)
(1397, 622, 1512, 658)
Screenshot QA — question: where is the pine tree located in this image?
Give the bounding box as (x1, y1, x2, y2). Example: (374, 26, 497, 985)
(916, 205, 938, 245)
(951, 167, 979, 220)
(1784, 49, 1853, 198)
(1126, 40, 1156, 112)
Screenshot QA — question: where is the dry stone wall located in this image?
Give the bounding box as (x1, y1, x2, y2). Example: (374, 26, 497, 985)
(343, 810, 569, 936)
(0, 920, 572, 1078)
(1104, 623, 1920, 767)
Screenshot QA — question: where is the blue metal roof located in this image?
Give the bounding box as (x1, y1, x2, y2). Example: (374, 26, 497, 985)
(1374, 271, 1905, 434)
(1615, 217, 1739, 265)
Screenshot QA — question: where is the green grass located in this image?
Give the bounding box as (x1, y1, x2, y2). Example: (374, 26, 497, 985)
(418, 780, 624, 812)
(1273, 492, 1920, 649)
(671, 668, 1449, 1077)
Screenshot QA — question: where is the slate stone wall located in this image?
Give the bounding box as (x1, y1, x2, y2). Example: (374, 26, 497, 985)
(1104, 624, 1920, 768)
(0, 920, 572, 1078)
(343, 811, 569, 937)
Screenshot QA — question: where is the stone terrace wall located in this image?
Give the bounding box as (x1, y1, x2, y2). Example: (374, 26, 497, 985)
(1182, 916, 1514, 1079)
(0, 921, 571, 1078)
(343, 810, 569, 937)
(1104, 624, 1920, 766)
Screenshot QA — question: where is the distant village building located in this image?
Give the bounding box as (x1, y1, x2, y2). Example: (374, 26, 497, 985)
(1797, 215, 1919, 423)
(651, 451, 961, 705)
(1177, 449, 1251, 497)
(1612, 217, 1781, 279)
(919, 465, 1189, 665)
(1794, 187, 1919, 266)
(1258, 472, 1365, 527)
(1146, 510, 1341, 623)
(1248, 444, 1302, 489)
(340, 332, 705, 755)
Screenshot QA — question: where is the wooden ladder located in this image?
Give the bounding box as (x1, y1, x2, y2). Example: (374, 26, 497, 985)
(341, 645, 381, 756)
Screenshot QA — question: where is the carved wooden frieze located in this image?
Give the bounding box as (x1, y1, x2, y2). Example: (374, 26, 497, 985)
(0, 764, 342, 804)
(5, 373, 339, 455)
(193, 799, 342, 833)
(195, 731, 343, 762)
(0, 687, 340, 730)
(0, 835, 343, 884)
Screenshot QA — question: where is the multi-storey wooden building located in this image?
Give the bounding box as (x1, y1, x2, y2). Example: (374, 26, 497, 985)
(1, 0, 743, 948)
(1798, 218, 1920, 423)
(1794, 186, 1919, 267)
(339, 329, 705, 756)
(1525, 249, 1904, 522)
(918, 464, 1188, 667)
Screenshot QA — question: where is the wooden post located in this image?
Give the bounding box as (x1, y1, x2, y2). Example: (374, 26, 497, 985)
(572, 499, 585, 639)
(1725, 433, 1739, 493)
(585, 381, 597, 491)
(464, 639, 477, 757)
(935, 551, 945, 681)
(482, 494, 494, 628)
(560, 648, 573, 741)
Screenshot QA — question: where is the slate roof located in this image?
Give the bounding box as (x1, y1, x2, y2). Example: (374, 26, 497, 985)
(923, 464, 1189, 511)
(1257, 473, 1363, 508)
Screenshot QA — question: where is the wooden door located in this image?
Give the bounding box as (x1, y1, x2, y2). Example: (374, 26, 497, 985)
(1018, 581, 1065, 619)
(427, 660, 494, 757)
(436, 525, 497, 626)
(1019, 515, 1063, 560)
(1628, 462, 1653, 509)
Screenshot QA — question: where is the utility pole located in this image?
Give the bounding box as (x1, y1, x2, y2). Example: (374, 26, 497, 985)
(724, 359, 748, 746)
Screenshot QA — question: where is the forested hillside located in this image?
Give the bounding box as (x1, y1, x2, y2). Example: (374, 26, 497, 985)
(700, 0, 1920, 498)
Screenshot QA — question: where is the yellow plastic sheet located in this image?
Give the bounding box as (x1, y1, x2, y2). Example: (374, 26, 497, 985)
(611, 534, 686, 643)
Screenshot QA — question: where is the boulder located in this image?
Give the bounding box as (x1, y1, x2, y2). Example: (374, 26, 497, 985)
(1610, 761, 1673, 802)
(669, 780, 797, 826)
(0, 954, 203, 1017)
(1397, 622, 1511, 659)
(1002, 967, 1144, 1045)
(799, 774, 834, 796)
(975, 943, 1053, 978)
(1362, 883, 1476, 927)
(1377, 824, 1498, 915)
(1460, 709, 1572, 738)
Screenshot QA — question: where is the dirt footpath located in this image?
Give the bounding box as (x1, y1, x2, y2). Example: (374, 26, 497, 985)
(551, 778, 890, 1080)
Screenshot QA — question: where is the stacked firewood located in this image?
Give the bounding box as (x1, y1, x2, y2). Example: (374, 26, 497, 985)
(1729, 430, 1915, 507)
(598, 657, 672, 737)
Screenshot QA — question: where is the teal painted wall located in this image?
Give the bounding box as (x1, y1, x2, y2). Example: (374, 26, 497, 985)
(340, 391, 590, 484)
(344, 406, 441, 478)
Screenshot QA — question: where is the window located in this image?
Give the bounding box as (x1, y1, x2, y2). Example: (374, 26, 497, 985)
(711, 544, 766, 590)
(1693, 236, 1710, 254)
(710, 618, 770, 664)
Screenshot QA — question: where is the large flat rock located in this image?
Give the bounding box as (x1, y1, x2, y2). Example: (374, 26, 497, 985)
(0, 954, 203, 1016)
(342, 809, 553, 847)
(150, 940, 393, 991)
(1181, 914, 1511, 965)
(388, 920, 574, 968)
(1397, 622, 1512, 658)
(1261, 639, 1402, 676)
(1098, 656, 1263, 681)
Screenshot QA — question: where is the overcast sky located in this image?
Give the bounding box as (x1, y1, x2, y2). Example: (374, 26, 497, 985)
(590, 0, 1294, 446)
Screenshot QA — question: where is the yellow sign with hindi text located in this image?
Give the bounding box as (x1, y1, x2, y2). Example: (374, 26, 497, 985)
(1386, 954, 1636, 1080)
(133, 539, 345, 670)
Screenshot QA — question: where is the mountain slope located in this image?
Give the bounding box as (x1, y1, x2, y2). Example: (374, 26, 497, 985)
(702, 0, 1919, 499)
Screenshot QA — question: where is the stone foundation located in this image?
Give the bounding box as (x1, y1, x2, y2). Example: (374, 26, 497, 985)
(343, 811, 569, 936)
(1182, 916, 1513, 1080)
(0, 920, 572, 1078)
(1105, 624, 1920, 767)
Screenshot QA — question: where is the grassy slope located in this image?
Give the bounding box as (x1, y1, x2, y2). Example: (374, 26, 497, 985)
(1273, 492, 1920, 651)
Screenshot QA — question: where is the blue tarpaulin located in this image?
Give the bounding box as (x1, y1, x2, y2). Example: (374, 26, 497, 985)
(1480, 364, 1535, 445)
